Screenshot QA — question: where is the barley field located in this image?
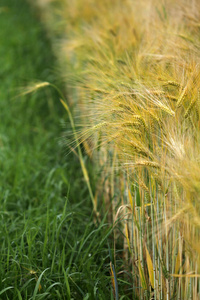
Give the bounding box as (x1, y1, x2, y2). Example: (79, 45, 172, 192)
(33, 0, 200, 299)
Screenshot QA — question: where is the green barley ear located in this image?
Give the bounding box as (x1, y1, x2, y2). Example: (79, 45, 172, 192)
(17, 81, 50, 97)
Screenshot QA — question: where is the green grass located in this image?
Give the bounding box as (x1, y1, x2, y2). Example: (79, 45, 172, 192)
(0, 1, 117, 299)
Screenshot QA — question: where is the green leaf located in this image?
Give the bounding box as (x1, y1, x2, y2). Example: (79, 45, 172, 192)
(138, 261, 147, 290)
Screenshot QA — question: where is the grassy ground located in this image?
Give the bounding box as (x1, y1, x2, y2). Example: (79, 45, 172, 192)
(0, 1, 115, 299)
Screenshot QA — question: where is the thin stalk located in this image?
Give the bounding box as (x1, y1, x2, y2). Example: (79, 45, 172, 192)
(60, 98, 96, 212)
(164, 195, 170, 300)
